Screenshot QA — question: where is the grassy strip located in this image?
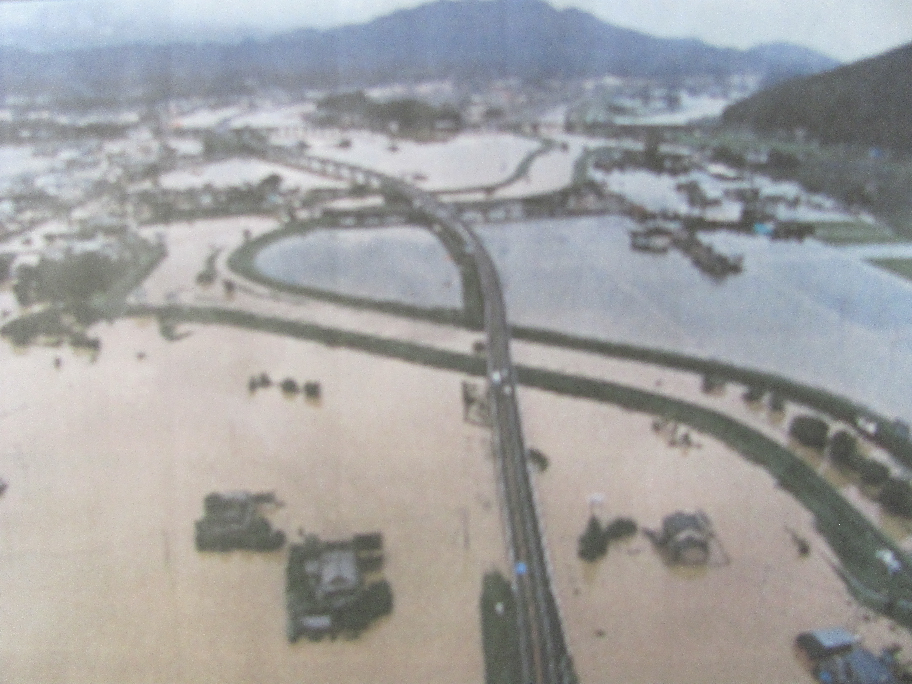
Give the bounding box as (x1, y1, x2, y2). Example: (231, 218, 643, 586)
(514, 327, 859, 426)
(480, 571, 522, 684)
(813, 222, 902, 245)
(512, 325, 912, 468)
(870, 258, 912, 283)
(119, 303, 912, 627)
(126, 303, 487, 377)
(514, 365, 912, 627)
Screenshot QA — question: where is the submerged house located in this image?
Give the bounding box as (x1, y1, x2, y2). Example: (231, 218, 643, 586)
(286, 533, 391, 642)
(796, 628, 899, 684)
(194, 491, 285, 551)
(317, 547, 361, 600)
(650, 511, 713, 565)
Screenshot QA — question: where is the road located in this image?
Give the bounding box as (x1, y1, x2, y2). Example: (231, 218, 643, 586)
(261, 148, 577, 684)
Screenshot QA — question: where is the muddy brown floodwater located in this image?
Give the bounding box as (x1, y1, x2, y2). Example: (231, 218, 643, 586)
(0, 320, 506, 684)
(4, 313, 912, 683)
(520, 388, 912, 684)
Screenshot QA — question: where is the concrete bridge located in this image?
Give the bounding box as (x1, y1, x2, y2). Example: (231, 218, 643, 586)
(262, 146, 578, 684)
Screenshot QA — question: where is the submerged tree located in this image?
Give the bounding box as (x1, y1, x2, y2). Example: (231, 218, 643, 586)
(857, 458, 890, 487)
(578, 516, 607, 562)
(603, 517, 638, 543)
(880, 478, 912, 518)
(280, 378, 300, 394)
(789, 414, 829, 449)
(528, 448, 549, 473)
(828, 429, 859, 468)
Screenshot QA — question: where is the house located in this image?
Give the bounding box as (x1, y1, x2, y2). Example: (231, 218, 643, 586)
(286, 533, 392, 642)
(796, 628, 899, 684)
(652, 511, 713, 565)
(630, 225, 673, 253)
(796, 628, 858, 660)
(194, 491, 285, 551)
(317, 547, 361, 600)
(814, 648, 898, 684)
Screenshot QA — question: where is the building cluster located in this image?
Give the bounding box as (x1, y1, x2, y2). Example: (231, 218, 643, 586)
(591, 141, 853, 237)
(193, 491, 393, 642)
(796, 628, 902, 684)
(286, 533, 392, 642)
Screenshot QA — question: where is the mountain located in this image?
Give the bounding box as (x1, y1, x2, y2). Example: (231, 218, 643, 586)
(741, 42, 842, 87)
(722, 42, 912, 151)
(0, 0, 839, 104)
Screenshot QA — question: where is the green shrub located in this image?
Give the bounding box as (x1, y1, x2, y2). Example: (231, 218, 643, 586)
(577, 516, 607, 561)
(857, 458, 891, 487)
(528, 448, 549, 472)
(743, 386, 765, 402)
(829, 429, 859, 467)
(880, 479, 912, 517)
(790, 414, 829, 449)
(480, 571, 520, 684)
(603, 517, 638, 542)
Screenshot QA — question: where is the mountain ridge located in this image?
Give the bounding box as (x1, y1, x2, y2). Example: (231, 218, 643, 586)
(722, 41, 912, 151)
(0, 0, 839, 103)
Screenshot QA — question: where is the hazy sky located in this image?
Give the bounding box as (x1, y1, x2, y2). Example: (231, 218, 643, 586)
(1, 0, 910, 62)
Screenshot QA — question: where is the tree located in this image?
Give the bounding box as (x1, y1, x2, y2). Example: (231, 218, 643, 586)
(0, 254, 13, 282)
(280, 378, 300, 394)
(577, 516, 607, 562)
(743, 386, 765, 403)
(766, 148, 800, 172)
(857, 458, 890, 487)
(603, 517, 638, 542)
(528, 448, 549, 472)
(880, 479, 912, 518)
(258, 173, 282, 194)
(768, 392, 786, 412)
(789, 415, 829, 449)
(711, 145, 746, 169)
(828, 430, 859, 468)
(13, 251, 126, 307)
(480, 571, 520, 684)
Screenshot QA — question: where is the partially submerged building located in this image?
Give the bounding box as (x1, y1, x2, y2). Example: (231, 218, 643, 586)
(796, 628, 899, 684)
(194, 491, 286, 551)
(629, 223, 673, 253)
(286, 533, 392, 642)
(648, 511, 714, 565)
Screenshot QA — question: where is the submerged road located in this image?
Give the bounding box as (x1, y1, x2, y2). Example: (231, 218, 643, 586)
(262, 148, 577, 684)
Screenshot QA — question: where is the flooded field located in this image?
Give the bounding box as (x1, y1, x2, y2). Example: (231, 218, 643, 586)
(158, 158, 347, 192)
(252, 226, 463, 308)
(520, 388, 912, 683)
(0, 321, 505, 684)
(478, 216, 912, 419)
(304, 130, 541, 191)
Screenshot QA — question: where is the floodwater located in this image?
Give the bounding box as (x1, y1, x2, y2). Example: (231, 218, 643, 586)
(477, 216, 912, 420)
(253, 226, 463, 309)
(245, 212, 912, 421)
(0, 321, 505, 684)
(520, 388, 912, 683)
